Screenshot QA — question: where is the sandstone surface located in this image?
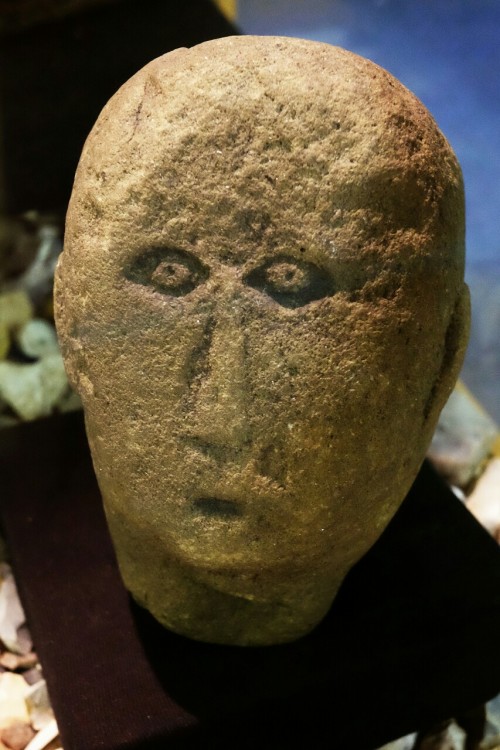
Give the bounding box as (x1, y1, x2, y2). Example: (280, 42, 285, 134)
(55, 36, 469, 645)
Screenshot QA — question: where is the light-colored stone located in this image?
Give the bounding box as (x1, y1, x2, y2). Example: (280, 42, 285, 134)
(486, 694, 500, 737)
(466, 458, 500, 541)
(378, 724, 465, 749)
(0, 674, 30, 729)
(21, 670, 43, 688)
(13, 627, 32, 659)
(14, 320, 59, 360)
(481, 738, 500, 750)
(22, 720, 58, 750)
(55, 36, 469, 645)
(0, 354, 68, 421)
(25, 681, 53, 732)
(0, 325, 9, 361)
(15, 227, 62, 308)
(0, 566, 26, 655)
(1, 722, 36, 750)
(376, 734, 416, 749)
(428, 382, 498, 487)
(0, 292, 33, 332)
(0, 653, 37, 672)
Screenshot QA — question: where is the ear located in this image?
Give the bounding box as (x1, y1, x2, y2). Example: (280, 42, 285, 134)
(57, 328, 94, 400)
(54, 256, 93, 399)
(424, 283, 471, 424)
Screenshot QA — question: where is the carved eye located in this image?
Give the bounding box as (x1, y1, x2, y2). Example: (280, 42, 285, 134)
(244, 256, 335, 308)
(125, 248, 208, 297)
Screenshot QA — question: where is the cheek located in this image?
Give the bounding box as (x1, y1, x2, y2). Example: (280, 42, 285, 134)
(241, 309, 369, 485)
(80, 294, 423, 487)
(243, 307, 373, 427)
(75, 305, 201, 495)
(242, 303, 431, 483)
(80, 302, 202, 407)
(81, 298, 380, 438)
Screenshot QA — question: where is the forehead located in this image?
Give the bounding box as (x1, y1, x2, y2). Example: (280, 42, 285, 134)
(93, 139, 434, 274)
(69, 38, 461, 272)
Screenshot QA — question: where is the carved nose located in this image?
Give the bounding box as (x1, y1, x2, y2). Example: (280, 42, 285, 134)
(187, 304, 249, 448)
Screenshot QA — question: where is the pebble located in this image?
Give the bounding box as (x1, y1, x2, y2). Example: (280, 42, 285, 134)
(0, 674, 30, 728)
(25, 681, 53, 731)
(14, 321, 59, 360)
(376, 735, 415, 749)
(0, 292, 33, 332)
(1, 722, 35, 750)
(21, 670, 43, 687)
(0, 354, 68, 421)
(481, 738, 500, 750)
(0, 325, 9, 361)
(22, 720, 58, 750)
(15, 226, 61, 308)
(428, 382, 499, 487)
(466, 458, 500, 542)
(0, 566, 26, 655)
(13, 628, 33, 659)
(0, 654, 38, 672)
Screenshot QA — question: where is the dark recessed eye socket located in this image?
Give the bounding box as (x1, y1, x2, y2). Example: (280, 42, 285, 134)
(244, 256, 335, 308)
(125, 248, 208, 297)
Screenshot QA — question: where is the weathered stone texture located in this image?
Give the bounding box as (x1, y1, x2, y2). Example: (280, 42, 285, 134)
(55, 36, 469, 645)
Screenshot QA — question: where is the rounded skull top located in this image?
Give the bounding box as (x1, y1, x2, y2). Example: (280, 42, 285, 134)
(55, 36, 469, 646)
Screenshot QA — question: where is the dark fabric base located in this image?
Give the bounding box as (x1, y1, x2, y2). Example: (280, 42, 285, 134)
(1, 412, 500, 750)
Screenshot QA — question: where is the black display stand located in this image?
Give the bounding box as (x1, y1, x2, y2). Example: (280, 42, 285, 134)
(1, 411, 500, 750)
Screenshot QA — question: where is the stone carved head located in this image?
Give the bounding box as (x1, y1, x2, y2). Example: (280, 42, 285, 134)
(55, 36, 469, 645)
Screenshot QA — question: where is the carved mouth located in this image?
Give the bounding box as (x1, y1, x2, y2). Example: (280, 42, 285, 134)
(192, 497, 242, 519)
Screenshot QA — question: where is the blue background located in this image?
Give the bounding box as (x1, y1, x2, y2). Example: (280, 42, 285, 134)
(238, 0, 500, 420)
